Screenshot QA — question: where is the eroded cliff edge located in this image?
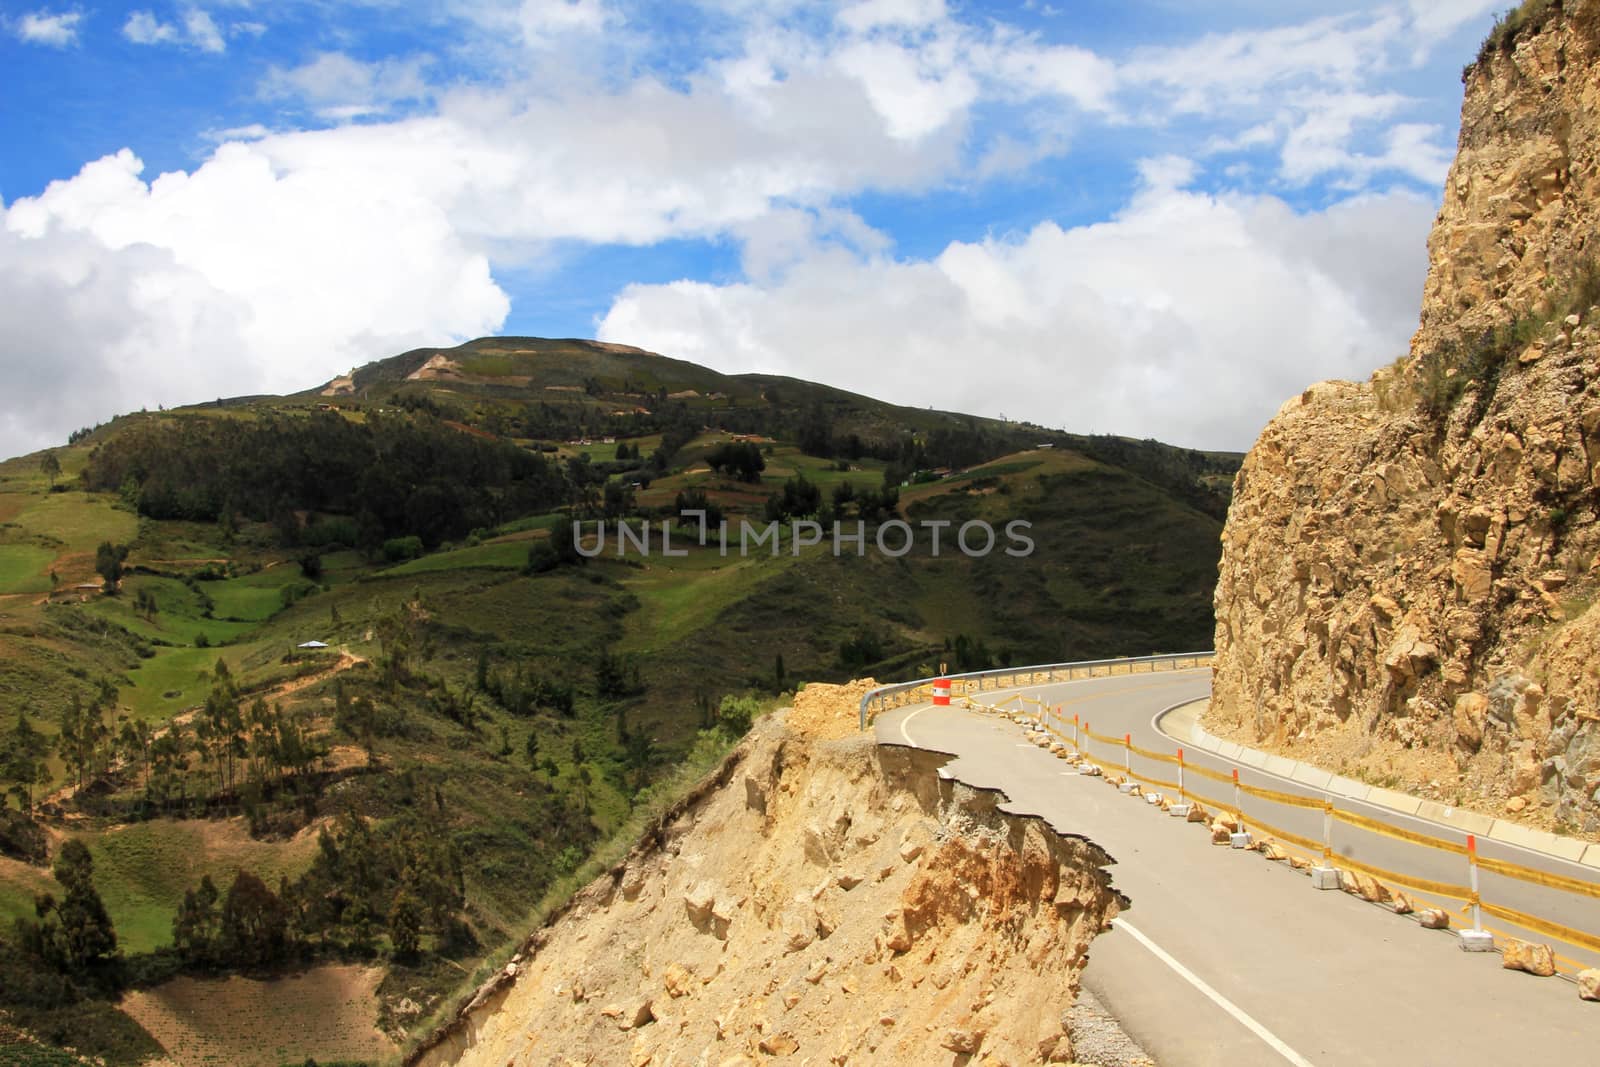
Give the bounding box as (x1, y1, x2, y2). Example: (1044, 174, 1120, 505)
(409, 713, 1127, 1066)
(1210, 1, 1600, 836)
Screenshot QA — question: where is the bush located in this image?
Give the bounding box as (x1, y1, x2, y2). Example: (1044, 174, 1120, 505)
(716, 694, 760, 738)
(382, 536, 425, 563)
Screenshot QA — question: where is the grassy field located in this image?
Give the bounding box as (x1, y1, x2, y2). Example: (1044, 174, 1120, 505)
(77, 819, 325, 955)
(82, 580, 260, 648)
(120, 646, 248, 721)
(0, 545, 55, 593)
(376, 538, 531, 577)
(11, 493, 140, 557)
(206, 567, 306, 622)
(617, 547, 797, 655)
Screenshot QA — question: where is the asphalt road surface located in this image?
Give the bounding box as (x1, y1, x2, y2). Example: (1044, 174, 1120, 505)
(874, 668, 1599, 1066)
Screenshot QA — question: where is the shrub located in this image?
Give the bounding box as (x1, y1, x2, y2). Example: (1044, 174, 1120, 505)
(716, 694, 760, 738)
(382, 536, 425, 563)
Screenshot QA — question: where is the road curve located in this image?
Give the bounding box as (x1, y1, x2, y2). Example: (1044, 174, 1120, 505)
(875, 669, 1597, 1067)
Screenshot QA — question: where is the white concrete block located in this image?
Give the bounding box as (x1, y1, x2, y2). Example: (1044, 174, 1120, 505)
(1310, 867, 1341, 890)
(1168, 803, 1193, 818)
(1230, 832, 1253, 849)
(1145, 793, 1163, 805)
(1458, 930, 1495, 953)
(1118, 781, 1138, 794)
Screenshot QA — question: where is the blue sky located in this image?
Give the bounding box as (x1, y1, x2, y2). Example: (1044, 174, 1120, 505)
(0, 0, 1511, 458)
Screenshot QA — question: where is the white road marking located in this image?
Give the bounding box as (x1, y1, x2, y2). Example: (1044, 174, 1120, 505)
(1112, 918, 1317, 1067)
(899, 705, 928, 748)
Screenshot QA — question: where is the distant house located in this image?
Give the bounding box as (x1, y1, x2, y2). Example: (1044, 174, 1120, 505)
(297, 640, 329, 650)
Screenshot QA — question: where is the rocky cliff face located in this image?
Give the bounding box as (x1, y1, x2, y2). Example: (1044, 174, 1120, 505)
(410, 713, 1125, 1066)
(1210, 1, 1600, 836)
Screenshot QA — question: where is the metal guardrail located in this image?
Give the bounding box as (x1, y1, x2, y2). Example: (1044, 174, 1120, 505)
(1030, 699, 1600, 974)
(857, 650, 1215, 730)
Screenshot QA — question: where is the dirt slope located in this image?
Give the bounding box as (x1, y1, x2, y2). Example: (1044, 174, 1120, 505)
(411, 705, 1125, 1066)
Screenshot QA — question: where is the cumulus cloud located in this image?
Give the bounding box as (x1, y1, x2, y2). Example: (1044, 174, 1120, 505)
(597, 172, 1437, 451)
(0, 148, 509, 459)
(13, 9, 81, 47)
(123, 8, 227, 53)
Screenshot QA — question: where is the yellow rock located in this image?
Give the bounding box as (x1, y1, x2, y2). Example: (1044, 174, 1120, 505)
(1502, 938, 1557, 977)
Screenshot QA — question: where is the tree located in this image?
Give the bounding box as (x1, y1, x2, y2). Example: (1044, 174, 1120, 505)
(523, 728, 540, 768)
(705, 442, 765, 483)
(58, 694, 101, 792)
(95, 542, 129, 594)
(173, 874, 221, 964)
(220, 870, 289, 967)
(594, 647, 631, 700)
(623, 730, 656, 793)
(602, 478, 635, 519)
(118, 717, 153, 795)
(39, 450, 60, 489)
(48, 839, 118, 969)
(527, 516, 585, 573)
(2, 709, 52, 812)
(387, 889, 423, 959)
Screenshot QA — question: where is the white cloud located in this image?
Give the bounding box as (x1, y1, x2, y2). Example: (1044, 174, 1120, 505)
(201, 123, 272, 143)
(1406, 0, 1501, 43)
(596, 178, 1437, 452)
(263, 52, 434, 119)
(1121, 14, 1401, 115)
(837, 0, 947, 34)
(123, 7, 227, 53)
(0, 148, 509, 459)
(13, 9, 82, 47)
(183, 8, 225, 52)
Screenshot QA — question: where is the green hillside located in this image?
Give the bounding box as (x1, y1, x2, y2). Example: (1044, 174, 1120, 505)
(0, 337, 1238, 1064)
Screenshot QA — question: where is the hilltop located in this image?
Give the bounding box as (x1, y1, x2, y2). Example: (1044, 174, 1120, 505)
(0, 337, 1235, 1064)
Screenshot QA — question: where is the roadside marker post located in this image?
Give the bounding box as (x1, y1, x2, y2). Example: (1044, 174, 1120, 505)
(1460, 835, 1494, 951)
(1072, 713, 1080, 748)
(1230, 769, 1251, 848)
(1124, 733, 1132, 775)
(1311, 797, 1340, 890)
(1169, 748, 1193, 817)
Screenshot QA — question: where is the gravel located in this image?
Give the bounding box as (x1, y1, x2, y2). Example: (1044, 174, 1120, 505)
(1069, 986, 1158, 1066)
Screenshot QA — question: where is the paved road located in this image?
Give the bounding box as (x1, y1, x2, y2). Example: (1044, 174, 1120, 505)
(875, 669, 1599, 1066)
